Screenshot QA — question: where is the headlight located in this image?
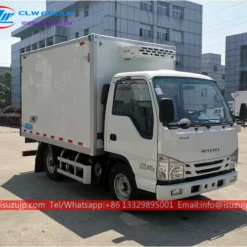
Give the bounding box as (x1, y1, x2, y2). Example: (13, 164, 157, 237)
(169, 161, 184, 180)
(230, 149, 238, 169)
(157, 155, 184, 181)
(157, 155, 169, 180)
(230, 155, 237, 169)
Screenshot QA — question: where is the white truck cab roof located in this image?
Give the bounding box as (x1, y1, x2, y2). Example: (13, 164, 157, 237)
(114, 69, 214, 81)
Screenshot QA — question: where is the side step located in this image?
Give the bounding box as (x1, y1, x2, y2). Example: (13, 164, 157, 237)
(57, 157, 92, 184)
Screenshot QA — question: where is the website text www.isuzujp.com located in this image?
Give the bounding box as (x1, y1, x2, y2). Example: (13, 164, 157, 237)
(21, 20, 73, 26)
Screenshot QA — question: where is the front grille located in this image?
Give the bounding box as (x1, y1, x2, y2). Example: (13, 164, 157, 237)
(196, 166, 221, 174)
(194, 160, 223, 168)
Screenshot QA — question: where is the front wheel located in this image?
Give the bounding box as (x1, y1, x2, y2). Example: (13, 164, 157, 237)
(109, 163, 139, 200)
(44, 147, 62, 181)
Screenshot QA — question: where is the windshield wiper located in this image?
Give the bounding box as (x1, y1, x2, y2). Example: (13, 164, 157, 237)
(193, 119, 234, 128)
(192, 120, 212, 129)
(204, 119, 234, 126)
(218, 121, 234, 127)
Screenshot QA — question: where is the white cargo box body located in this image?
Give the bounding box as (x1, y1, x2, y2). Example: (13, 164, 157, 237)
(231, 91, 247, 117)
(21, 34, 176, 156)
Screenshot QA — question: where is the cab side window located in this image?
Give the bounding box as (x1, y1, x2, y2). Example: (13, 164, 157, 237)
(112, 79, 153, 139)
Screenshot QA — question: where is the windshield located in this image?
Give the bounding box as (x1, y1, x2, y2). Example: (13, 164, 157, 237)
(153, 77, 233, 124)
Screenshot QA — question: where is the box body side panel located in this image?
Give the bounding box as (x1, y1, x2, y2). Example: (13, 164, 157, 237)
(21, 39, 92, 154)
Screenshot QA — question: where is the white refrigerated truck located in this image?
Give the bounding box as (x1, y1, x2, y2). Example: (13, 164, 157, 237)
(21, 34, 240, 200)
(230, 91, 247, 121)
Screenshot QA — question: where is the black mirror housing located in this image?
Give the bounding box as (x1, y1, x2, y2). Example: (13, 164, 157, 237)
(239, 103, 247, 121)
(101, 84, 110, 105)
(159, 98, 174, 124)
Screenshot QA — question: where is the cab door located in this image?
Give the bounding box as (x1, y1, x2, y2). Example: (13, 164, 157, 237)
(104, 77, 158, 193)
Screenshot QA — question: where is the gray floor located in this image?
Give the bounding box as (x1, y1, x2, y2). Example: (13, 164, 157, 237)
(0, 126, 246, 246)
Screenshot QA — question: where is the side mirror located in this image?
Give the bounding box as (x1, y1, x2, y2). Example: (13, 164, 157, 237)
(239, 103, 247, 121)
(159, 98, 174, 124)
(101, 84, 110, 105)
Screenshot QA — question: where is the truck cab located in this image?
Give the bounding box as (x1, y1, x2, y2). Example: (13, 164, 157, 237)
(104, 70, 238, 200)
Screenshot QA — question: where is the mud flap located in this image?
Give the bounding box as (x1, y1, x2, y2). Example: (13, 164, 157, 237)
(22, 150, 37, 156)
(34, 142, 47, 173)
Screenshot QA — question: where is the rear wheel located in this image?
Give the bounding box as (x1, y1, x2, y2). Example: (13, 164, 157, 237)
(109, 163, 139, 200)
(44, 147, 62, 181)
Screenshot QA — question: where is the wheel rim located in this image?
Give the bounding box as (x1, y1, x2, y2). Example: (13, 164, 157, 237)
(114, 174, 131, 200)
(47, 153, 55, 173)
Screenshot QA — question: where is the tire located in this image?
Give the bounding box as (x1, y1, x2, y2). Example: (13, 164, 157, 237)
(109, 163, 139, 200)
(44, 147, 62, 181)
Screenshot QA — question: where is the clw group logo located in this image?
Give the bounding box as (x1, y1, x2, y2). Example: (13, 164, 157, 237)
(0, 6, 15, 29)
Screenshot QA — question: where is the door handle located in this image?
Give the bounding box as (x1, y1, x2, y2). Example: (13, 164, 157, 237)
(110, 134, 117, 141)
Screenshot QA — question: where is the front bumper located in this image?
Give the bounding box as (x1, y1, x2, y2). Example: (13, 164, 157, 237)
(156, 171, 238, 200)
